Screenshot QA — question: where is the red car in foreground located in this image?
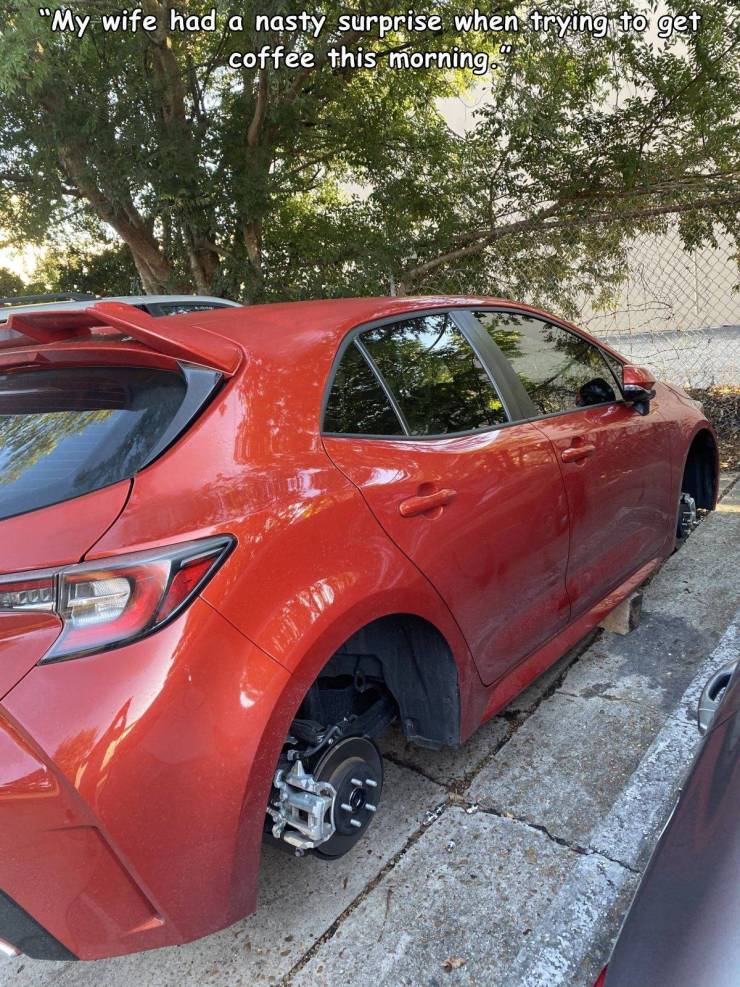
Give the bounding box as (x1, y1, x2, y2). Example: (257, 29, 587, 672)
(0, 297, 717, 960)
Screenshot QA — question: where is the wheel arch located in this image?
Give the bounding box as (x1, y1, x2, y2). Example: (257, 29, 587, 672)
(321, 612, 462, 748)
(278, 597, 478, 750)
(230, 603, 475, 912)
(682, 425, 719, 510)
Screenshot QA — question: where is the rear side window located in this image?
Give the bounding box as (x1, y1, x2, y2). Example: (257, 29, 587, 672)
(324, 341, 404, 435)
(360, 314, 507, 436)
(471, 312, 620, 416)
(0, 365, 209, 520)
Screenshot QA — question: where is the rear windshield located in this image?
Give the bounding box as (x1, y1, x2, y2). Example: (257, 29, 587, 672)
(0, 366, 190, 520)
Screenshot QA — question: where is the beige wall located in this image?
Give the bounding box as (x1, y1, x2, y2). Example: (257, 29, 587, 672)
(581, 227, 740, 336)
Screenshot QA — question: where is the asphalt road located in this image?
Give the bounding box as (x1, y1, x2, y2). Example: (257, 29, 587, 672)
(2, 472, 739, 987)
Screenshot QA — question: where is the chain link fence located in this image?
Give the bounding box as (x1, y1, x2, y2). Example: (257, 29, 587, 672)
(413, 225, 740, 388)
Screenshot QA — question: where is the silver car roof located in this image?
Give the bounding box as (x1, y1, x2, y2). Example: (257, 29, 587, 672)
(0, 295, 241, 324)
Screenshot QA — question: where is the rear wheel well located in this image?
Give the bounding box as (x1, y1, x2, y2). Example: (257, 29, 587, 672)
(299, 614, 461, 749)
(682, 429, 717, 510)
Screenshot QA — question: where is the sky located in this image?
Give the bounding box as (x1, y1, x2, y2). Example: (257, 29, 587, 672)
(0, 243, 40, 281)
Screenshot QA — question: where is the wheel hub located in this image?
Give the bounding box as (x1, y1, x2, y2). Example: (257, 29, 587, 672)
(348, 786, 366, 812)
(313, 735, 383, 858)
(678, 492, 698, 539)
(267, 735, 383, 858)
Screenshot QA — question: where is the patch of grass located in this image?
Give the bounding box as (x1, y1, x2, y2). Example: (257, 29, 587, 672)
(687, 386, 740, 471)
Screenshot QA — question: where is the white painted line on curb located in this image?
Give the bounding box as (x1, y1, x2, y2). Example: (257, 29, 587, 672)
(509, 610, 740, 987)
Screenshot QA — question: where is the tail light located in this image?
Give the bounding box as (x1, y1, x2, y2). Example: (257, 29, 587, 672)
(594, 966, 608, 987)
(0, 536, 234, 663)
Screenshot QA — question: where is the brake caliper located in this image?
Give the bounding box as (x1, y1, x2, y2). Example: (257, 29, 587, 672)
(268, 759, 336, 851)
(678, 492, 699, 539)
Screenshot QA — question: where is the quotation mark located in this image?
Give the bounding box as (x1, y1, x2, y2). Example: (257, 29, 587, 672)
(38, 7, 51, 15)
(500, 43, 513, 54)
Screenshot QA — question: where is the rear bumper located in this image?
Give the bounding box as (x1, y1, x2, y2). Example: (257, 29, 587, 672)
(0, 597, 292, 959)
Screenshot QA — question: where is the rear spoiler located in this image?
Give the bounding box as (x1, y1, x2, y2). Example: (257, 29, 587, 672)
(3, 302, 242, 375)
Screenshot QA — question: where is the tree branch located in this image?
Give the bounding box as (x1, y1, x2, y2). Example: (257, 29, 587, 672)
(402, 193, 740, 284)
(247, 69, 268, 147)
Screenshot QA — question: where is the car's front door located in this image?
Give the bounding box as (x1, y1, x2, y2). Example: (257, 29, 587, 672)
(321, 310, 571, 686)
(467, 310, 675, 619)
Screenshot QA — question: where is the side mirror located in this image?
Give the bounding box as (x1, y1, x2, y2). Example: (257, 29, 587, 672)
(622, 364, 656, 416)
(698, 660, 737, 734)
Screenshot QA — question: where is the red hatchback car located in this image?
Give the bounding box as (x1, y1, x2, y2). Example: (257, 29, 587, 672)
(0, 297, 717, 960)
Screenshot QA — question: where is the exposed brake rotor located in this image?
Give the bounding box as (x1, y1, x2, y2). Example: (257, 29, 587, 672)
(677, 491, 698, 539)
(267, 735, 383, 858)
(312, 735, 383, 859)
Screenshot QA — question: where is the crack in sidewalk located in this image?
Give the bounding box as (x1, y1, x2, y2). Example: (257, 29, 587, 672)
(383, 631, 599, 793)
(279, 797, 452, 985)
(455, 797, 641, 875)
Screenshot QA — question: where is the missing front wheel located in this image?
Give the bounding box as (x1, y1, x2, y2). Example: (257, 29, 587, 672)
(677, 491, 699, 540)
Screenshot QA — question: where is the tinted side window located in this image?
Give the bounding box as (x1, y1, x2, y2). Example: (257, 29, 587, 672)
(360, 314, 507, 436)
(324, 341, 404, 435)
(601, 348, 625, 384)
(472, 312, 619, 416)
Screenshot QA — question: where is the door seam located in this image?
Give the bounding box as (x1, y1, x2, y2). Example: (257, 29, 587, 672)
(319, 434, 482, 681)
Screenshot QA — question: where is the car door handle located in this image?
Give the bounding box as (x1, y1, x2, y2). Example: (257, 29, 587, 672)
(399, 488, 457, 518)
(561, 444, 596, 463)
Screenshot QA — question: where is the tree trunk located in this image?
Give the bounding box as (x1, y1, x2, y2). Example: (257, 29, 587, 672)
(58, 145, 177, 293)
(125, 230, 178, 294)
(185, 231, 221, 294)
(243, 219, 264, 300)
(143, 0, 221, 294)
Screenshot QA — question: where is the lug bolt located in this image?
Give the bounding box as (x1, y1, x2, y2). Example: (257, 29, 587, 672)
(365, 779, 378, 788)
(350, 778, 363, 786)
(340, 803, 353, 812)
(365, 804, 377, 812)
(350, 818, 362, 829)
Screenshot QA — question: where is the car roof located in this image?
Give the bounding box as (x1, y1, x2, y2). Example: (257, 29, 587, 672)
(0, 295, 627, 377)
(188, 295, 490, 336)
(0, 295, 241, 324)
(184, 294, 623, 359)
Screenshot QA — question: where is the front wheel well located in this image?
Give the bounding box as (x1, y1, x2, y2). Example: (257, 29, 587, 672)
(682, 429, 717, 511)
(299, 614, 461, 749)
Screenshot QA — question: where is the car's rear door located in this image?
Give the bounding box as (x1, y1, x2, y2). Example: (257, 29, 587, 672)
(321, 309, 571, 686)
(466, 309, 675, 619)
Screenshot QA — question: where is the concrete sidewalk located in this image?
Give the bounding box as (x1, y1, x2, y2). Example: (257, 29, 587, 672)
(3, 474, 738, 987)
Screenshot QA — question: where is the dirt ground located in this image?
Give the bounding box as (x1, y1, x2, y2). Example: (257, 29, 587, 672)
(689, 386, 740, 469)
